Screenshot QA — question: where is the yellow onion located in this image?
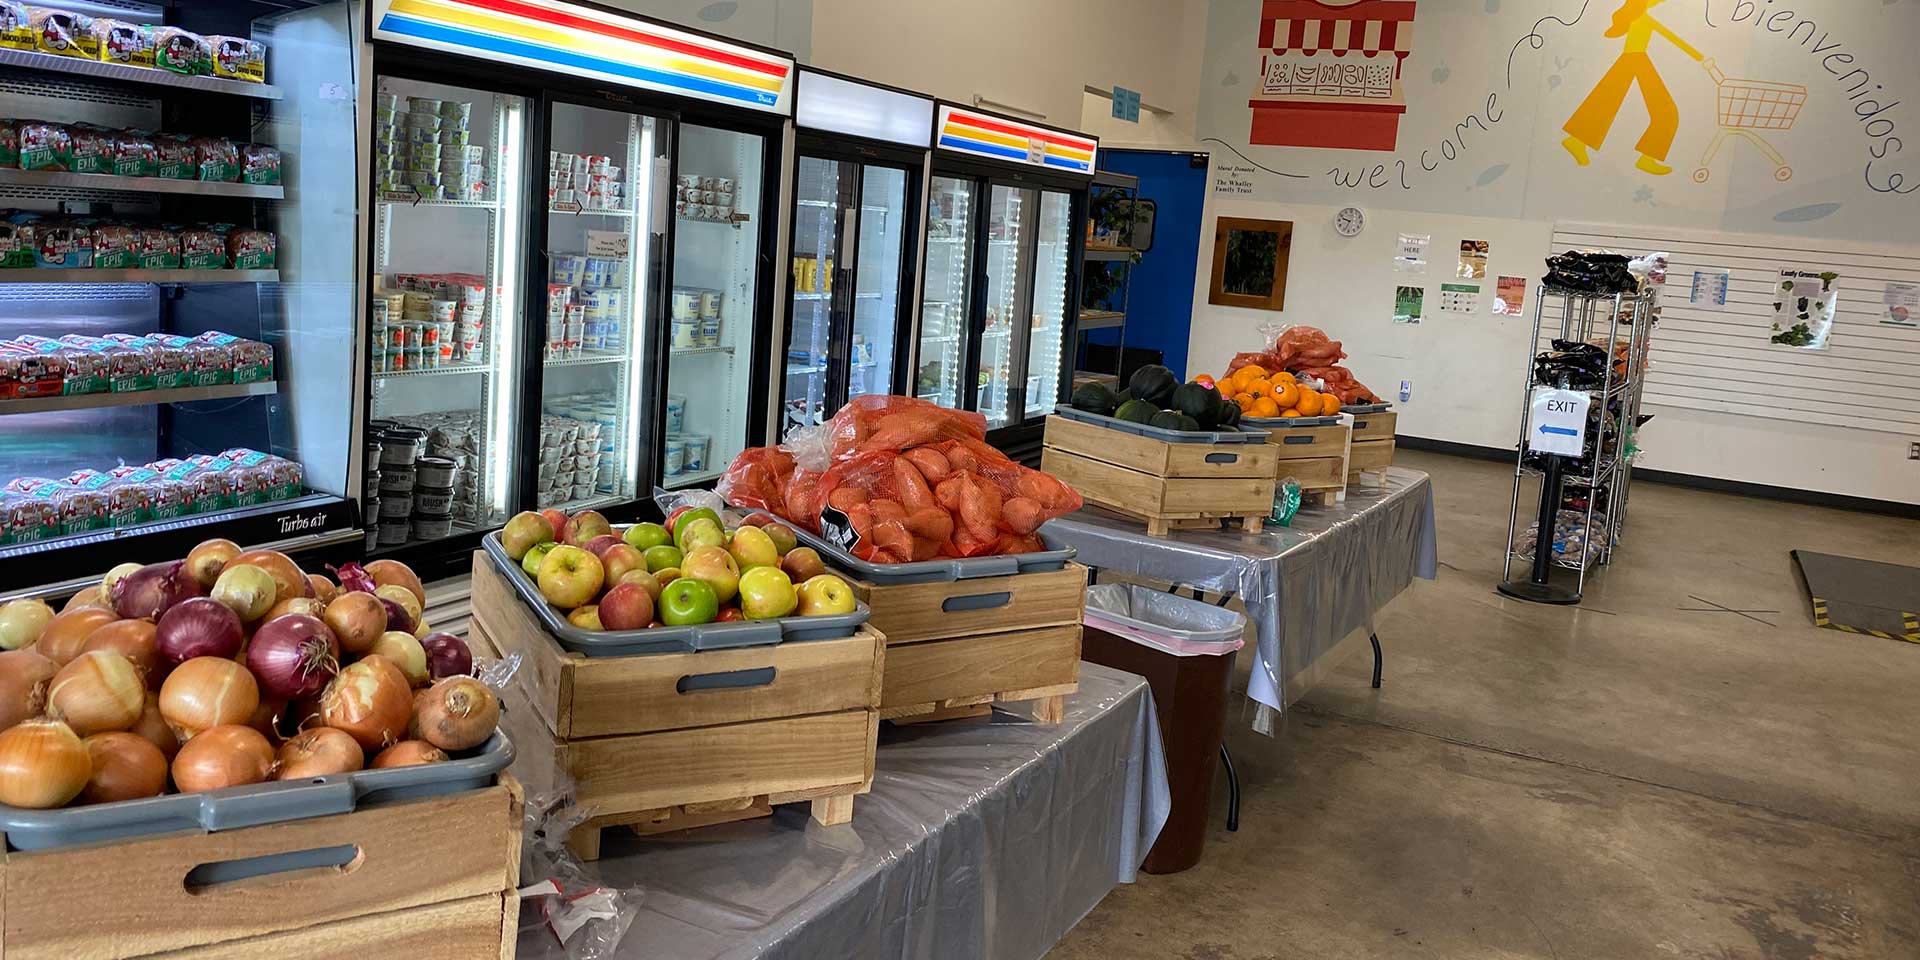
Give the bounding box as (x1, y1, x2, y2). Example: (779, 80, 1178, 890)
(171, 724, 274, 793)
(159, 656, 259, 741)
(80, 732, 168, 803)
(47, 651, 145, 736)
(0, 720, 90, 809)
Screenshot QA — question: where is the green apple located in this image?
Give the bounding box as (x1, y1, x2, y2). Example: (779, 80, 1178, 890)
(737, 566, 797, 621)
(673, 507, 721, 538)
(675, 516, 725, 554)
(797, 573, 857, 617)
(643, 544, 683, 573)
(502, 510, 556, 561)
(682, 545, 740, 604)
(728, 526, 780, 571)
(624, 521, 670, 551)
(521, 541, 557, 577)
(658, 577, 719, 626)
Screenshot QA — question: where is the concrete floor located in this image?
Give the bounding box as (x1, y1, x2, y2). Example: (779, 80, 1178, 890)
(1049, 450, 1920, 960)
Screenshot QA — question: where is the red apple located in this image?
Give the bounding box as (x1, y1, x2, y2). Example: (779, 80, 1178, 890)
(601, 544, 646, 587)
(653, 568, 682, 592)
(564, 510, 613, 547)
(763, 522, 798, 556)
(615, 569, 662, 603)
(715, 607, 744, 622)
(539, 509, 569, 541)
(780, 546, 826, 583)
(583, 534, 622, 559)
(682, 546, 740, 605)
(598, 582, 654, 631)
(502, 511, 556, 561)
(739, 513, 774, 527)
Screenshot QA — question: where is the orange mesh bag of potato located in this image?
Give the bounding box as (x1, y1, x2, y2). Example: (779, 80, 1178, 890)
(819, 394, 991, 459)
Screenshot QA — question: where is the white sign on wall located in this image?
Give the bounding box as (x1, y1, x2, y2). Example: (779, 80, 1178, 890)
(1528, 387, 1590, 457)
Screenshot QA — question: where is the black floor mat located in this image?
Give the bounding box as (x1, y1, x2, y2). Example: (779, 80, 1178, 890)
(1791, 550, 1920, 643)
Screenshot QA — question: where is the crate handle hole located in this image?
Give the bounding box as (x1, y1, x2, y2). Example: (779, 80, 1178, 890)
(1282, 436, 1314, 445)
(943, 591, 1012, 612)
(677, 667, 777, 694)
(1204, 452, 1240, 463)
(184, 843, 364, 895)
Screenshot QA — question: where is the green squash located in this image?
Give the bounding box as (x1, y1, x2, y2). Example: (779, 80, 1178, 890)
(1150, 411, 1201, 432)
(1113, 399, 1159, 424)
(1071, 382, 1119, 415)
(1171, 383, 1222, 427)
(1127, 364, 1179, 407)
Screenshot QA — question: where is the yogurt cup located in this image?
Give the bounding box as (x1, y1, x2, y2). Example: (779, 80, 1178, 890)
(672, 318, 699, 349)
(680, 435, 710, 472)
(410, 515, 453, 540)
(406, 96, 443, 114)
(665, 394, 686, 433)
(663, 438, 685, 476)
(378, 519, 411, 546)
(379, 495, 412, 519)
(412, 485, 454, 515)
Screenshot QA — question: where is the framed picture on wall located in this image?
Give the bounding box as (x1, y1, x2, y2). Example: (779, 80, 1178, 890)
(1209, 217, 1293, 311)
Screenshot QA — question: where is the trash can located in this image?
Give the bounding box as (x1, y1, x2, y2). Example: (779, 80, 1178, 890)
(1081, 583, 1246, 874)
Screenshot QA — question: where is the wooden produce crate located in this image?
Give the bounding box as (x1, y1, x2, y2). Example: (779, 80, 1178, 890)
(468, 554, 883, 860)
(851, 562, 1087, 725)
(1347, 409, 1397, 483)
(0, 778, 523, 960)
(1249, 417, 1348, 507)
(1041, 414, 1277, 536)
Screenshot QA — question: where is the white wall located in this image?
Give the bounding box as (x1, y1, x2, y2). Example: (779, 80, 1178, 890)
(809, 0, 1206, 141)
(1186, 0, 1920, 505)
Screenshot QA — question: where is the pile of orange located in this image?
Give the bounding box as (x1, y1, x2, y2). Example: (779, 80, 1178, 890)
(1219, 364, 1340, 418)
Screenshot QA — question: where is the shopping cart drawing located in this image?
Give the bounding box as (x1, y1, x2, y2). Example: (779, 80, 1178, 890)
(1693, 59, 1806, 183)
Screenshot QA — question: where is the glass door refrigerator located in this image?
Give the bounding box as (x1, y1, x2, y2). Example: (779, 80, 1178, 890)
(915, 104, 1097, 455)
(777, 69, 934, 440)
(0, 1, 363, 598)
(366, 0, 794, 574)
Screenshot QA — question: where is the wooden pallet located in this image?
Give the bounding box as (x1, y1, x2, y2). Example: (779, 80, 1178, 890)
(0, 778, 522, 960)
(1041, 417, 1276, 539)
(468, 553, 882, 860)
(1256, 419, 1348, 507)
(881, 681, 1078, 725)
(1347, 438, 1395, 482)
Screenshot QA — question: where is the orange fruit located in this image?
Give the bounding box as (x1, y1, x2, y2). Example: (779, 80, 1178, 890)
(1272, 371, 1297, 385)
(1233, 392, 1256, 410)
(1246, 378, 1275, 400)
(1295, 389, 1322, 415)
(1274, 383, 1300, 410)
(1280, 408, 1302, 418)
(1248, 396, 1282, 418)
(1320, 393, 1341, 415)
(1237, 363, 1268, 381)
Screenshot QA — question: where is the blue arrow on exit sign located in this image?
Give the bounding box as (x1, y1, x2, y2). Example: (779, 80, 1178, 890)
(1538, 424, 1580, 437)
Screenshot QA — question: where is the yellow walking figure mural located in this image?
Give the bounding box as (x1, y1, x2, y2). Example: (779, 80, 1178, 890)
(1562, 0, 1705, 176)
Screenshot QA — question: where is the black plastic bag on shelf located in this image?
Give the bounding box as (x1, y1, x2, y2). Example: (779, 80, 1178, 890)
(1543, 250, 1634, 295)
(1533, 340, 1609, 389)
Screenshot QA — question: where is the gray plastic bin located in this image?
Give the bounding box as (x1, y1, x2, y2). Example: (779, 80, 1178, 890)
(480, 531, 869, 656)
(0, 732, 514, 853)
(789, 524, 1076, 585)
(1083, 583, 1247, 656)
(1053, 404, 1269, 444)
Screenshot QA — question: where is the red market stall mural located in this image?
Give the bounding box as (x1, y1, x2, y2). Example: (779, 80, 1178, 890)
(1250, 0, 1417, 152)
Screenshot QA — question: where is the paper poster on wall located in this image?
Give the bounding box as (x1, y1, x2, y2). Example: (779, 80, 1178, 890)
(1883, 282, 1920, 328)
(1768, 269, 1839, 350)
(1440, 283, 1481, 313)
(1456, 240, 1489, 280)
(1493, 276, 1527, 316)
(1690, 270, 1730, 311)
(1393, 285, 1424, 324)
(1394, 233, 1429, 274)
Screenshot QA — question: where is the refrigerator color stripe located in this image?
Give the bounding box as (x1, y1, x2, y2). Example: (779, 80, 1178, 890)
(388, 0, 785, 95)
(1041, 154, 1090, 171)
(379, 14, 782, 106)
(938, 134, 1028, 162)
(442, 0, 788, 77)
(941, 123, 1032, 153)
(947, 111, 1096, 152)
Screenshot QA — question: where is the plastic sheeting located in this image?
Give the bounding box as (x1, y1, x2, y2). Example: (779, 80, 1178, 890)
(1041, 467, 1438, 721)
(514, 663, 1170, 960)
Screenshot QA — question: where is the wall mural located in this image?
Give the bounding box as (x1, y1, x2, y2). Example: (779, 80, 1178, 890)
(1199, 0, 1919, 243)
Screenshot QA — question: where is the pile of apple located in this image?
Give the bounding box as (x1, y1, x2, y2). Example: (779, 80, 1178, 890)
(499, 505, 858, 631)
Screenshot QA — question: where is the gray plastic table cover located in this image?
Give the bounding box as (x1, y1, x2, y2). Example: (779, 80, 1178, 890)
(516, 663, 1169, 960)
(1041, 467, 1437, 719)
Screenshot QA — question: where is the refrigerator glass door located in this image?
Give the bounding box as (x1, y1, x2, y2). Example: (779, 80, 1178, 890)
(1023, 189, 1074, 420)
(980, 184, 1036, 428)
(848, 164, 909, 403)
(916, 176, 974, 409)
(539, 103, 663, 512)
(369, 78, 530, 553)
(666, 124, 766, 488)
(782, 155, 850, 440)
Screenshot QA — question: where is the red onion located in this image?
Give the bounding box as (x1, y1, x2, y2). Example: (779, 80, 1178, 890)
(112, 561, 205, 621)
(327, 562, 377, 595)
(245, 615, 341, 701)
(155, 598, 244, 664)
(419, 632, 473, 679)
(379, 596, 416, 635)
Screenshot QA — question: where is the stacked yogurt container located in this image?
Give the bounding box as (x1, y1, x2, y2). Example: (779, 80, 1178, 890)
(534, 407, 608, 508)
(674, 174, 734, 222)
(370, 411, 482, 544)
(373, 93, 486, 201)
(668, 287, 723, 349)
(547, 252, 628, 360)
(549, 153, 625, 211)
